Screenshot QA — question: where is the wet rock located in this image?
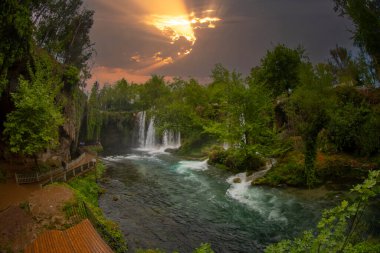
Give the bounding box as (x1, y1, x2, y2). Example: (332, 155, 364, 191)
(233, 178, 242, 183)
(113, 195, 120, 201)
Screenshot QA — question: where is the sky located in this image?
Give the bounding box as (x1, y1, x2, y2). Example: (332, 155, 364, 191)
(84, 0, 353, 85)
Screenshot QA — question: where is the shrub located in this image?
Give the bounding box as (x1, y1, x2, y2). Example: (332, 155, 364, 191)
(208, 146, 265, 172)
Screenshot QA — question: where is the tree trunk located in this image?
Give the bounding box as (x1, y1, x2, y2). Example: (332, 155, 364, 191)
(304, 133, 318, 188)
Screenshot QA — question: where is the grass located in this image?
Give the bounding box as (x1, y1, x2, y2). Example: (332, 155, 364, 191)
(254, 151, 306, 187)
(63, 161, 128, 253)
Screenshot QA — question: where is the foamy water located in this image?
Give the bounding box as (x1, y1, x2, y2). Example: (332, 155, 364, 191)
(100, 151, 327, 252)
(176, 159, 209, 172)
(226, 172, 289, 224)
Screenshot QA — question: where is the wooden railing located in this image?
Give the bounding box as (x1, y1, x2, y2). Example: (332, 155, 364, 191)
(39, 160, 96, 187)
(15, 167, 64, 184)
(15, 154, 96, 185)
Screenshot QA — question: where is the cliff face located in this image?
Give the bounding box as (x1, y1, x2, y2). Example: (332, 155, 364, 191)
(99, 113, 135, 152)
(41, 89, 87, 167)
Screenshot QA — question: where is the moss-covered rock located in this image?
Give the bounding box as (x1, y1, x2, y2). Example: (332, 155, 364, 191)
(208, 146, 265, 172)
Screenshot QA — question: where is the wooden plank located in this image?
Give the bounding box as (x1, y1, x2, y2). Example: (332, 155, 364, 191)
(25, 219, 113, 253)
(80, 220, 105, 253)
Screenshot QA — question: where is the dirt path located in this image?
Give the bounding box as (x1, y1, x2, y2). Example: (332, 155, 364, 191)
(0, 180, 40, 211)
(0, 152, 96, 251)
(0, 185, 75, 252)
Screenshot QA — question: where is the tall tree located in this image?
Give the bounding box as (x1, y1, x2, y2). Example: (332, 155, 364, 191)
(86, 81, 102, 142)
(249, 44, 304, 97)
(0, 0, 33, 96)
(287, 63, 334, 187)
(3, 59, 64, 164)
(334, 0, 380, 79)
(33, 0, 95, 83)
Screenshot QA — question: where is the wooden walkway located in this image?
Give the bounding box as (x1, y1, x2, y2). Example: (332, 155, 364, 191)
(24, 219, 113, 253)
(15, 153, 97, 186)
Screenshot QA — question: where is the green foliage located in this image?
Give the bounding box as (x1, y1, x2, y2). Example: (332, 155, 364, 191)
(287, 63, 334, 187)
(86, 82, 103, 141)
(265, 170, 380, 253)
(67, 162, 105, 206)
(248, 44, 304, 97)
(19, 201, 31, 213)
(328, 46, 376, 86)
(3, 60, 64, 156)
(253, 152, 305, 187)
(0, 0, 33, 92)
(33, 0, 95, 81)
(327, 87, 380, 156)
(334, 0, 380, 80)
(63, 65, 80, 90)
(208, 146, 265, 172)
(193, 243, 214, 253)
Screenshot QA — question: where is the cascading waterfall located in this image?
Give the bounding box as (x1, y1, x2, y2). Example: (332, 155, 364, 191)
(239, 113, 247, 145)
(137, 111, 181, 150)
(145, 117, 156, 149)
(137, 111, 146, 147)
(162, 130, 181, 149)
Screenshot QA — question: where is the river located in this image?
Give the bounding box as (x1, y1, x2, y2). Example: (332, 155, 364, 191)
(99, 149, 330, 253)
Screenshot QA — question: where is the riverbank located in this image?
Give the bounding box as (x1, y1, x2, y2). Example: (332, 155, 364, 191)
(0, 159, 126, 252)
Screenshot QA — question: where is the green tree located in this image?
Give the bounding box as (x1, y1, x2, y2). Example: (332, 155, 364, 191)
(33, 0, 95, 83)
(249, 44, 304, 97)
(334, 0, 380, 80)
(0, 0, 33, 96)
(86, 81, 102, 141)
(329, 46, 376, 86)
(287, 63, 333, 187)
(3, 61, 64, 164)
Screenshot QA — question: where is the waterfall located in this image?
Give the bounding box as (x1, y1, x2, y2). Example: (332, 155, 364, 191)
(136, 111, 181, 150)
(145, 117, 156, 149)
(137, 111, 146, 147)
(162, 130, 181, 149)
(223, 142, 230, 150)
(239, 113, 247, 145)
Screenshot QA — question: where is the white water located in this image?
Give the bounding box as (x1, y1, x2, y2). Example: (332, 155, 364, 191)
(145, 117, 156, 149)
(101, 151, 325, 252)
(225, 159, 288, 223)
(226, 171, 288, 224)
(137, 111, 181, 151)
(162, 130, 181, 149)
(240, 113, 247, 145)
(176, 159, 209, 172)
(137, 111, 146, 147)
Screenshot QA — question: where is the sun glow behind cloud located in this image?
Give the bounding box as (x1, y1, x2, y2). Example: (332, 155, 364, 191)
(126, 0, 221, 74)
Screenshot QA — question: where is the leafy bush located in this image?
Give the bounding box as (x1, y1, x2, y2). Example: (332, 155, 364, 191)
(265, 170, 380, 253)
(255, 159, 305, 187)
(208, 146, 265, 172)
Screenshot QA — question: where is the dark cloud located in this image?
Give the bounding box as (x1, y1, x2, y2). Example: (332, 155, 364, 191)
(84, 0, 353, 83)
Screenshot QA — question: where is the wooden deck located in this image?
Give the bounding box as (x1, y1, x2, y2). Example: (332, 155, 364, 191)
(24, 219, 113, 253)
